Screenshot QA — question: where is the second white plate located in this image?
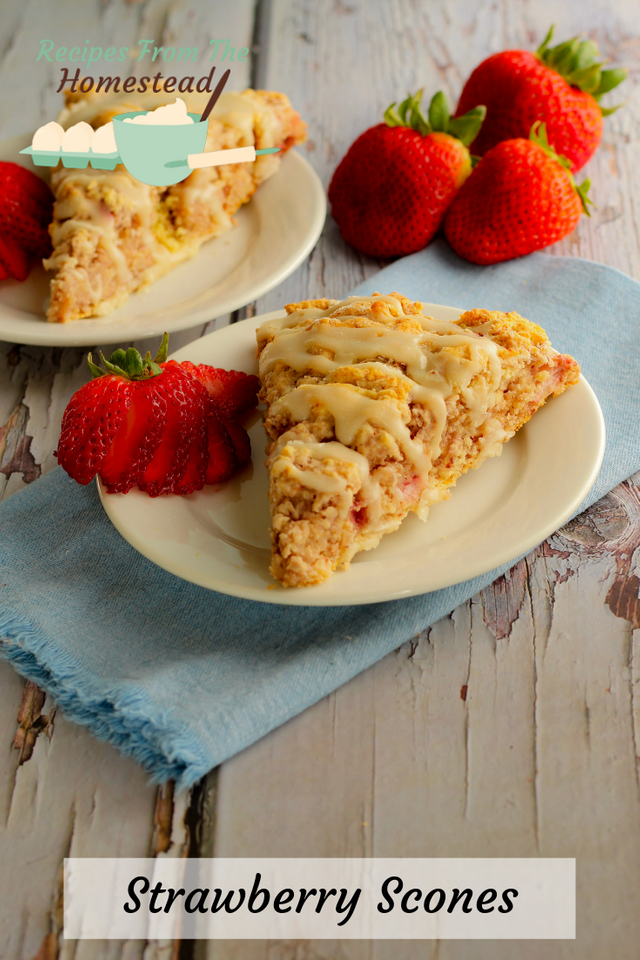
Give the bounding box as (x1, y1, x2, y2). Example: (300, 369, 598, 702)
(98, 306, 606, 606)
(0, 133, 326, 347)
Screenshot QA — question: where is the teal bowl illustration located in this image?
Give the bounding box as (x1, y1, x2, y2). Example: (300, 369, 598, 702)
(113, 112, 207, 186)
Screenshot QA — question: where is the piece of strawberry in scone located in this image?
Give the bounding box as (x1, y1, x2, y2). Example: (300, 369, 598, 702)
(256, 293, 580, 588)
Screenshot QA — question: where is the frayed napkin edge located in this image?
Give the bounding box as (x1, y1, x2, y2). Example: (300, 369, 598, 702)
(0, 612, 212, 789)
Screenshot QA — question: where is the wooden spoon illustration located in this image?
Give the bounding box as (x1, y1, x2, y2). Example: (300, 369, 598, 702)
(165, 68, 281, 170)
(200, 68, 231, 124)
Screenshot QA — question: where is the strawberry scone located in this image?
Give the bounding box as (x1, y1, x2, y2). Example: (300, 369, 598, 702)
(45, 88, 306, 322)
(256, 293, 580, 588)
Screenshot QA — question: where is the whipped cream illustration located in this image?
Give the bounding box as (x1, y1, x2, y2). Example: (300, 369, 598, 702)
(123, 97, 194, 126)
(61, 121, 94, 153)
(32, 121, 65, 152)
(91, 121, 117, 154)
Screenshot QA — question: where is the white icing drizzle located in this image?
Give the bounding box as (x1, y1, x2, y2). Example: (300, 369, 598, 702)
(271, 384, 430, 476)
(270, 439, 370, 495)
(47, 89, 279, 301)
(49, 168, 155, 286)
(260, 295, 505, 520)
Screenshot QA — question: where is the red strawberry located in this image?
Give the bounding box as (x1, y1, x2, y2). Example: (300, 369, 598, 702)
(57, 334, 242, 495)
(181, 361, 260, 420)
(327, 91, 486, 258)
(180, 361, 256, 468)
(99, 383, 167, 493)
(0, 198, 52, 258)
(220, 415, 251, 466)
(456, 27, 627, 172)
(169, 368, 219, 495)
(0, 162, 53, 213)
(137, 363, 206, 497)
(57, 376, 133, 485)
(0, 162, 54, 264)
(444, 123, 591, 265)
(0, 234, 29, 281)
(204, 407, 237, 484)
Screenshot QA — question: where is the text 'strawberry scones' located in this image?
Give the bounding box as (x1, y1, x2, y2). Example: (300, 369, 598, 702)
(256, 293, 580, 588)
(45, 89, 306, 322)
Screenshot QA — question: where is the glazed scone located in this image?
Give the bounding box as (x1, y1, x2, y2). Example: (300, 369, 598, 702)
(44, 89, 306, 322)
(256, 293, 580, 588)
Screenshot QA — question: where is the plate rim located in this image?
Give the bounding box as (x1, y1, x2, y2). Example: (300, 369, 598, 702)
(0, 134, 326, 347)
(98, 305, 606, 606)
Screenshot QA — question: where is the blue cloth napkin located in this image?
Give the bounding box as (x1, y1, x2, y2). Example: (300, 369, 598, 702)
(2, 239, 639, 787)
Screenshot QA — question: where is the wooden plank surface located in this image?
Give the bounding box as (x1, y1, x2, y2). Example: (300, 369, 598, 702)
(1, 0, 640, 958)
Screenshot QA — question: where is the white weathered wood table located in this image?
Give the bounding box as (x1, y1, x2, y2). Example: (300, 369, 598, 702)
(1, 0, 640, 957)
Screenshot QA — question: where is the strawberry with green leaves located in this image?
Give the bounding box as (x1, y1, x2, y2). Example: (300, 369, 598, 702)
(328, 91, 486, 258)
(456, 26, 627, 172)
(444, 123, 592, 265)
(56, 335, 260, 496)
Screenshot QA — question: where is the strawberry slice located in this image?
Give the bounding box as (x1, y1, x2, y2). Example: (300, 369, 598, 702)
(99, 382, 167, 493)
(0, 235, 29, 281)
(0, 199, 52, 258)
(176, 360, 239, 483)
(0, 162, 53, 215)
(0, 162, 53, 263)
(138, 364, 206, 496)
(204, 403, 237, 483)
(220, 414, 251, 466)
(180, 362, 260, 419)
(174, 371, 211, 495)
(56, 376, 133, 484)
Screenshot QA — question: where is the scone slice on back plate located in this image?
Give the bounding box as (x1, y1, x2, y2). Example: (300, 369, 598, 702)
(256, 293, 580, 588)
(45, 90, 306, 322)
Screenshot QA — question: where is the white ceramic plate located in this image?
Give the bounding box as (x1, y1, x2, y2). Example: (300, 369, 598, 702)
(98, 305, 606, 606)
(0, 132, 326, 347)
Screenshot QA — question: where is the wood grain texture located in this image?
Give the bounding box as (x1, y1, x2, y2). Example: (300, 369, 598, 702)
(0, 0, 639, 957)
(0, 2, 255, 958)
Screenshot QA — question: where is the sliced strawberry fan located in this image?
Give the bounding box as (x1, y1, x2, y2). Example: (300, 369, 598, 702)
(56, 333, 260, 497)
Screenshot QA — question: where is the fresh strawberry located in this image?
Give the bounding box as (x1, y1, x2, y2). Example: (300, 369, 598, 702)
(456, 26, 627, 172)
(204, 406, 237, 484)
(57, 334, 243, 496)
(0, 234, 30, 281)
(327, 91, 486, 258)
(444, 123, 591, 265)
(136, 363, 203, 497)
(160, 358, 238, 487)
(220, 414, 251, 466)
(179, 361, 256, 468)
(0, 162, 53, 214)
(99, 384, 167, 494)
(0, 197, 52, 258)
(181, 361, 260, 420)
(0, 162, 54, 264)
(57, 376, 133, 485)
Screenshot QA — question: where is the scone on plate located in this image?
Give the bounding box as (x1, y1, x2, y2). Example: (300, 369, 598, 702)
(44, 89, 306, 322)
(256, 293, 580, 588)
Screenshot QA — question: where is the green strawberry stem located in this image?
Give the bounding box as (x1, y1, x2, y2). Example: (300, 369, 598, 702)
(88, 331, 169, 380)
(536, 25, 626, 112)
(384, 90, 486, 146)
(530, 122, 594, 216)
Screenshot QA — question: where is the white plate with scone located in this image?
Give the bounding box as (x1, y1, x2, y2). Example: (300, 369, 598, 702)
(0, 89, 325, 347)
(98, 302, 605, 606)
